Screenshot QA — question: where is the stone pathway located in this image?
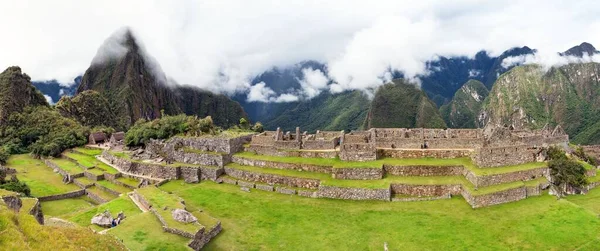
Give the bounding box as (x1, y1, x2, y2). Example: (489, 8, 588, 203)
(127, 192, 149, 212)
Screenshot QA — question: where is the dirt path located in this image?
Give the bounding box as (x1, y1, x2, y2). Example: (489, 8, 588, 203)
(96, 156, 162, 182)
(127, 192, 149, 212)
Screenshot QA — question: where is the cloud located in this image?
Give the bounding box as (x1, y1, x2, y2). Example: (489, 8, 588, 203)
(246, 82, 300, 103)
(502, 52, 600, 71)
(298, 68, 329, 99)
(1, 0, 600, 98)
(43, 95, 54, 104)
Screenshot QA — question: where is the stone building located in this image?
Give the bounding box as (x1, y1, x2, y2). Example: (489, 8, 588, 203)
(88, 132, 107, 145)
(109, 132, 125, 145)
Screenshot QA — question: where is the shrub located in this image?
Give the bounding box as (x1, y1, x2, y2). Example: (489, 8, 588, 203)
(0, 148, 8, 165)
(547, 146, 566, 160)
(125, 114, 216, 146)
(548, 158, 588, 196)
(252, 122, 264, 133)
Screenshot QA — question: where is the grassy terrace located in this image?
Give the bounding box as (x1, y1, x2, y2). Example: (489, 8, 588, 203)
(68, 196, 142, 232)
(48, 158, 84, 174)
(19, 198, 38, 212)
(73, 147, 103, 156)
(136, 186, 204, 235)
(6, 154, 80, 197)
(116, 177, 140, 187)
(86, 186, 118, 202)
(0, 188, 17, 197)
(65, 152, 120, 174)
(74, 177, 94, 186)
(96, 180, 132, 194)
(109, 150, 201, 168)
(41, 196, 95, 218)
(85, 167, 105, 175)
(156, 181, 600, 250)
(109, 212, 190, 250)
(234, 151, 547, 175)
(226, 163, 546, 194)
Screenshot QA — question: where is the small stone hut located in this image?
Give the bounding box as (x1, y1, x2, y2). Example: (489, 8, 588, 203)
(110, 132, 125, 145)
(88, 132, 107, 145)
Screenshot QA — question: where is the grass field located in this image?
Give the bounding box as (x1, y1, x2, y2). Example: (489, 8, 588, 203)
(108, 212, 190, 251)
(86, 186, 118, 202)
(96, 180, 132, 194)
(68, 196, 142, 230)
(116, 177, 140, 187)
(41, 196, 96, 217)
(65, 152, 119, 174)
(158, 181, 600, 251)
(6, 154, 80, 197)
(73, 147, 104, 156)
(48, 158, 84, 174)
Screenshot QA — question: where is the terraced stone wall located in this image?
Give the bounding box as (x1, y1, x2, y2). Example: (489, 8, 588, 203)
(331, 168, 383, 180)
(1, 195, 21, 211)
(27, 199, 44, 224)
(471, 167, 549, 187)
(246, 145, 338, 158)
(232, 156, 332, 173)
(316, 185, 391, 201)
(84, 171, 105, 181)
(378, 149, 473, 159)
(224, 167, 320, 189)
(38, 189, 86, 202)
(384, 165, 464, 176)
(199, 166, 224, 181)
(171, 151, 230, 167)
(339, 143, 377, 161)
(188, 222, 223, 250)
(461, 187, 527, 208)
(390, 184, 462, 196)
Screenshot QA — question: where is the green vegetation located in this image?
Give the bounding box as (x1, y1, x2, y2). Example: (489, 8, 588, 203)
(55, 90, 120, 129)
(0, 147, 8, 165)
(41, 197, 95, 217)
(158, 181, 600, 250)
(0, 66, 48, 123)
(440, 80, 489, 128)
(86, 186, 118, 202)
(73, 147, 103, 156)
(48, 158, 84, 174)
(108, 212, 190, 251)
(0, 203, 126, 250)
(365, 79, 446, 129)
(6, 154, 79, 197)
(125, 114, 217, 146)
(264, 90, 371, 132)
(136, 186, 204, 234)
(74, 177, 94, 187)
(96, 180, 132, 194)
(0, 176, 31, 196)
(0, 106, 88, 157)
(549, 158, 588, 194)
(68, 196, 141, 229)
(64, 151, 119, 174)
(116, 177, 140, 188)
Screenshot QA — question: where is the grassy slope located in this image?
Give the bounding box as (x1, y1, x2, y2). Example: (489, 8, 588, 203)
(41, 197, 96, 218)
(48, 158, 84, 174)
(108, 212, 190, 251)
(159, 181, 600, 251)
(136, 186, 204, 234)
(67, 196, 141, 230)
(7, 154, 80, 197)
(64, 152, 119, 174)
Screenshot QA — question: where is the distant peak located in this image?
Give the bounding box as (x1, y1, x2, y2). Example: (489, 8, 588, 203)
(90, 27, 141, 66)
(561, 42, 598, 57)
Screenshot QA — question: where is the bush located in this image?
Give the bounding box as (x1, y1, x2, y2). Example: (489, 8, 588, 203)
(547, 146, 566, 160)
(0, 148, 8, 165)
(252, 122, 264, 133)
(0, 106, 88, 157)
(0, 175, 30, 196)
(548, 158, 588, 195)
(573, 146, 597, 166)
(125, 114, 216, 146)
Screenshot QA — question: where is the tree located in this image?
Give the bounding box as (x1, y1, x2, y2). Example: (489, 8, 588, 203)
(252, 122, 264, 133)
(0, 148, 8, 165)
(548, 158, 588, 198)
(546, 146, 566, 160)
(239, 118, 249, 130)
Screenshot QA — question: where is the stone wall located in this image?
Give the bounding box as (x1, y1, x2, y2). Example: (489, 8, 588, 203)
(27, 199, 44, 224)
(461, 187, 527, 208)
(247, 145, 338, 158)
(199, 166, 224, 181)
(172, 151, 230, 167)
(38, 189, 86, 202)
(232, 156, 332, 173)
(331, 168, 383, 180)
(86, 189, 109, 204)
(316, 185, 391, 201)
(181, 167, 201, 183)
(152, 208, 197, 239)
(188, 221, 223, 250)
(339, 143, 377, 162)
(95, 184, 122, 196)
(84, 170, 105, 181)
(43, 159, 84, 179)
(224, 167, 320, 189)
(1, 195, 21, 211)
(378, 149, 473, 159)
(472, 145, 539, 168)
(390, 184, 462, 196)
(471, 167, 549, 187)
(302, 138, 338, 150)
(384, 165, 464, 176)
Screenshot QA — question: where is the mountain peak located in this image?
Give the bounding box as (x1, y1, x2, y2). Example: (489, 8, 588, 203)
(561, 42, 598, 57)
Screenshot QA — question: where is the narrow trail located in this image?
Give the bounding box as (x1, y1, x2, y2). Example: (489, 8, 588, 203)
(127, 192, 149, 212)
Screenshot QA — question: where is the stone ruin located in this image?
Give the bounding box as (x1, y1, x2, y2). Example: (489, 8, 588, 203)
(246, 124, 569, 165)
(91, 210, 125, 228)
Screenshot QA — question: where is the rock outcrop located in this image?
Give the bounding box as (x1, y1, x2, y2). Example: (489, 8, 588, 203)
(171, 209, 197, 223)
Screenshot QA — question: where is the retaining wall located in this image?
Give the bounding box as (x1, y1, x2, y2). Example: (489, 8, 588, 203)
(224, 167, 320, 189)
(188, 222, 223, 250)
(378, 149, 473, 159)
(38, 189, 86, 202)
(384, 165, 464, 176)
(316, 185, 391, 201)
(461, 187, 527, 208)
(232, 156, 332, 173)
(86, 190, 109, 204)
(331, 168, 383, 180)
(390, 184, 462, 196)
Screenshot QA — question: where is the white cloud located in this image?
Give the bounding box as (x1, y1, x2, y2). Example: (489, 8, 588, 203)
(43, 95, 54, 104)
(298, 68, 329, 99)
(246, 82, 300, 103)
(1, 0, 600, 98)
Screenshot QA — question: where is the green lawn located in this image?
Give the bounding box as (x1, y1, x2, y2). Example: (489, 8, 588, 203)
(20, 198, 39, 213)
(108, 212, 190, 251)
(233, 152, 547, 175)
(116, 177, 140, 188)
(96, 180, 132, 194)
(48, 158, 84, 174)
(74, 177, 94, 187)
(86, 186, 118, 202)
(67, 196, 142, 230)
(86, 167, 105, 175)
(158, 181, 600, 251)
(6, 154, 80, 197)
(136, 186, 204, 235)
(73, 147, 104, 156)
(41, 196, 95, 217)
(65, 152, 119, 174)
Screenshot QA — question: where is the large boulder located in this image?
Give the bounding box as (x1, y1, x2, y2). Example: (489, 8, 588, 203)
(172, 208, 197, 223)
(91, 210, 113, 228)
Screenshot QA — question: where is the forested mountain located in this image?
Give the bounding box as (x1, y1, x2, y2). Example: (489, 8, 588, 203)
(0, 66, 48, 122)
(440, 80, 489, 128)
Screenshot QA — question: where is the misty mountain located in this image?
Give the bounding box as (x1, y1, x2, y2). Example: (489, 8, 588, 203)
(0, 66, 49, 122)
(77, 29, 247, 129)
(32, 77, 81, 104)
(560, 42, 599, 57)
